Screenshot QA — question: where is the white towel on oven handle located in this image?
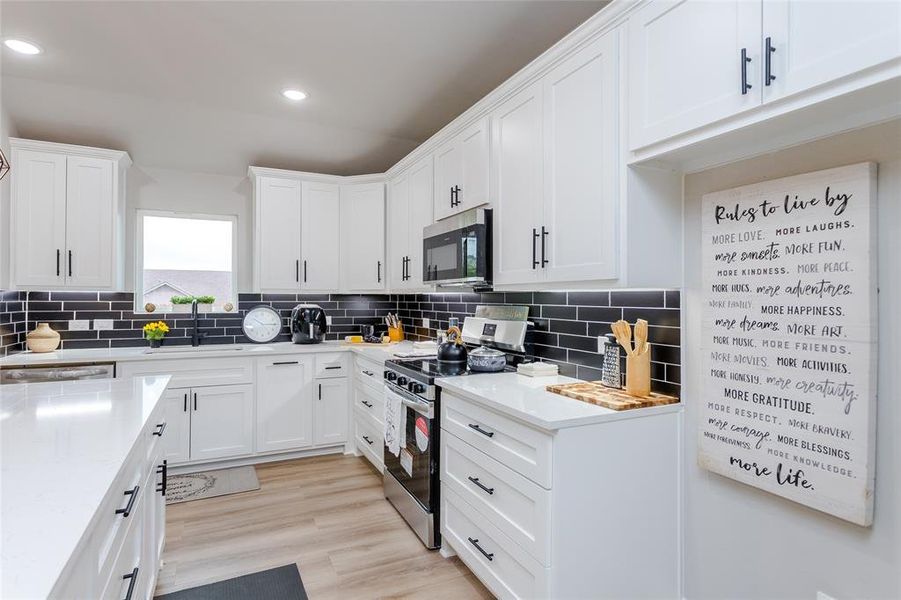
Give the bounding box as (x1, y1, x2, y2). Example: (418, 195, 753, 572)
(384, 386, 406, 457)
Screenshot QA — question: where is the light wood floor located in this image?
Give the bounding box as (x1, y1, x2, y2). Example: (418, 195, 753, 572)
(155, 454, 493, 599)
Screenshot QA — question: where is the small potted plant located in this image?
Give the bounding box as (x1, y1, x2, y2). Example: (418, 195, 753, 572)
(195, 295, 215, 313)
(143, 321, 170, 348)
(170, 295, 194, 313)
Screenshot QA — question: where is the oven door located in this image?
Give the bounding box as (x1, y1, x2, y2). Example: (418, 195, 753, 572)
(383, 385, 437, 510)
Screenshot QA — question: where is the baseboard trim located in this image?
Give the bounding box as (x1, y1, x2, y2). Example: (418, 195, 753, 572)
(168, 445, 347, 474)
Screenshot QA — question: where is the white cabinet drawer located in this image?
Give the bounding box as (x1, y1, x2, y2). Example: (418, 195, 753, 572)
(441, 392, 553, 489)
(117, 357, 253, 389)
(314, 352, 349, 379)
(354, 412, 383, 472)
(354, 384, 384, 425)
(442, 431, 551, 565)
(99, 499, 143, 600)
(354, 357, 383, 391)
(443, 487, 547, 600)
(95, 441, 146, 581)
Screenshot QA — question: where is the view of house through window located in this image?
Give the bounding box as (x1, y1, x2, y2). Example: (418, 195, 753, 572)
(138, 212, 236, 313)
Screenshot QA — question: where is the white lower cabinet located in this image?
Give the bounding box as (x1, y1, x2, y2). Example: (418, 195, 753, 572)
(352, 354, 386, 471)
(51, 395, 166, 600)
(440, 390, 681, 600)
(189, 384, 255, 462)
(161, 388, 191, 463)
(256, 357, 314, 453)
(314, 378, 349, 446)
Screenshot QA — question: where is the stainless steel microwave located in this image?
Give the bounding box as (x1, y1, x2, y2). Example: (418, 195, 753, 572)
(422, 208, 491, 288)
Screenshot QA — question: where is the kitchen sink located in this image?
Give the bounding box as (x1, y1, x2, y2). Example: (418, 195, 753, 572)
(144, 344, 248, 355)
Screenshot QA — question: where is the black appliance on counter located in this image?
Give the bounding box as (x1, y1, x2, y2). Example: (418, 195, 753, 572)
(382, 305, 532, 549)
(290, 304, 328, 344)
(422, 207, 491, 288)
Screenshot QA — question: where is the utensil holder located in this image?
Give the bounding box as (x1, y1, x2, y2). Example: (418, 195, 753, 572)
(388, 326, 404, 342)
(625, 349, 651, 398)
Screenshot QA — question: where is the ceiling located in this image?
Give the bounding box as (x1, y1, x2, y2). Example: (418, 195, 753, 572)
(1, 1, 607, 176)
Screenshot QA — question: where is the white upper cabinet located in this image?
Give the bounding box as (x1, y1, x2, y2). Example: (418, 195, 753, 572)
(388, 155, 433, 290)
(255, 175, 302, 291)
(493, 28, 621, 286)
(542, 30, 619, 282)
(387, 171, 411, 290)
(492, 82, 545, 286)
(10, 139, 129, 290)
(628, 0, 762, 151)
(10, 149, 67, 288)
(433, 116, 489, 221)
(65, 156, 115, 288)
(301, 181, 341, 291)
(628, 0, 901, 153)
(340, 182, 386, 291)
(761, 0, 901, 103)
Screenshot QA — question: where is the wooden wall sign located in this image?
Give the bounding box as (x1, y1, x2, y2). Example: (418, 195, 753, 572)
(699, 162, 877, 526)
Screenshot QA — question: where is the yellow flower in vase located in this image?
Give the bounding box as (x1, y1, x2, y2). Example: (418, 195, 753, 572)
(143, 321, 170, 347)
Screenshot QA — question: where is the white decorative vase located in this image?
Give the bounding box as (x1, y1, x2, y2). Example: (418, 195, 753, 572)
(26, 322, 61, 353)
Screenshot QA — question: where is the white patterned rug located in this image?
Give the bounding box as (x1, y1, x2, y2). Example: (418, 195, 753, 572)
(166, 466, 260, 504)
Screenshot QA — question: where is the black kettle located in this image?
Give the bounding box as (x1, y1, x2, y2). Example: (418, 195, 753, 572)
(437, 326, 468, 364)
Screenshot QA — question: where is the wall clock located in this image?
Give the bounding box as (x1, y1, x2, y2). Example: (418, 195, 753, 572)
(242, 306, 283, 343)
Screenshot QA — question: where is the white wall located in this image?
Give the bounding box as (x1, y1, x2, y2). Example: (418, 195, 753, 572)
(0, 98, 18, 289)
(125, 166, 252, 292)
(682, 122, 900, 599)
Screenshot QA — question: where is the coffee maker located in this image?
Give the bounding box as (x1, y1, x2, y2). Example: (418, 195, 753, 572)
(290, 304, 328, 344)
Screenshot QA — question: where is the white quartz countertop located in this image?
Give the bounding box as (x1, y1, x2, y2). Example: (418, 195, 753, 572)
(0, 340, 419, 367)
(1, 375, 171, 600)
(436, 372, 682, 431)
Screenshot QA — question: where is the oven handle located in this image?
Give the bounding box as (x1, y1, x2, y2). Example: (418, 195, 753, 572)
(385, 385, 433, 419)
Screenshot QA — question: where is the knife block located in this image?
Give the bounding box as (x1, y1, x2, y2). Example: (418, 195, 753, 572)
(625, 348, 651, 398)
(388, 326, 405, 342)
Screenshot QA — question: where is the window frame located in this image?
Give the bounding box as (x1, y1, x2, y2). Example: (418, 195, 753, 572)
(134, 209, 239, 313)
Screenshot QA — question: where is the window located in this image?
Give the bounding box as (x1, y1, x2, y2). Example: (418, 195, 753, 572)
(136, 211, 237, 312)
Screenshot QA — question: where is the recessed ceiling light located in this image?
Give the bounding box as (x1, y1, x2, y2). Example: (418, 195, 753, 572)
(282, 89, 307, 101)
(4, 39, 42, 55)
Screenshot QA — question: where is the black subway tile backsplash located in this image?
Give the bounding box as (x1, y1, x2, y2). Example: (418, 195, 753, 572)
(1, 287, 682, 396)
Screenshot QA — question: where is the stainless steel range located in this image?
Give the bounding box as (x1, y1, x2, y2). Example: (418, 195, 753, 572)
(382, 306, 532, 549)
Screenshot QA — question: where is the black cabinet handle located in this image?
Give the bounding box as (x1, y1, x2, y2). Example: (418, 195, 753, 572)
(318, 383, 322, 400)
(765, 37, 776, 85)
(56, 249, 60, 277)
(183, 393, 188, 412)
(362, 435, 374, 445)
(532, 228, 539, 269)
(303, 260, 308, 283)
(741, 48, 752, 95)
(193, 392, 198, 411)
(467, 537, 494, 561)
(541, 226, 549, 267)
(361, 400, 373, 408)
(273, 360, 299, 365)
(123, 567, 139, 600)
(450, 186, 456, 207)
(325, 365, 341, 370)
(156, 460, 168, 496)
(152, 422, 166, 437)
(452, 185, 462, 207)
(68, 250, 73, 277)
(377, 260, 382, 283)
(362, 370, 373, 376)
(295, 259, 299, 282)
(115, 485, 140, 518)
(467, 476, 495, 495)
(467, 423, 495, 438)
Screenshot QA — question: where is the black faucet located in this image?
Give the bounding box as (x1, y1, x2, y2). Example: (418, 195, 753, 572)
(191, 299, 208, 347)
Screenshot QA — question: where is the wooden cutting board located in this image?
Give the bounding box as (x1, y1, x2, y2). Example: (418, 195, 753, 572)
(546, 381, 679, 411)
